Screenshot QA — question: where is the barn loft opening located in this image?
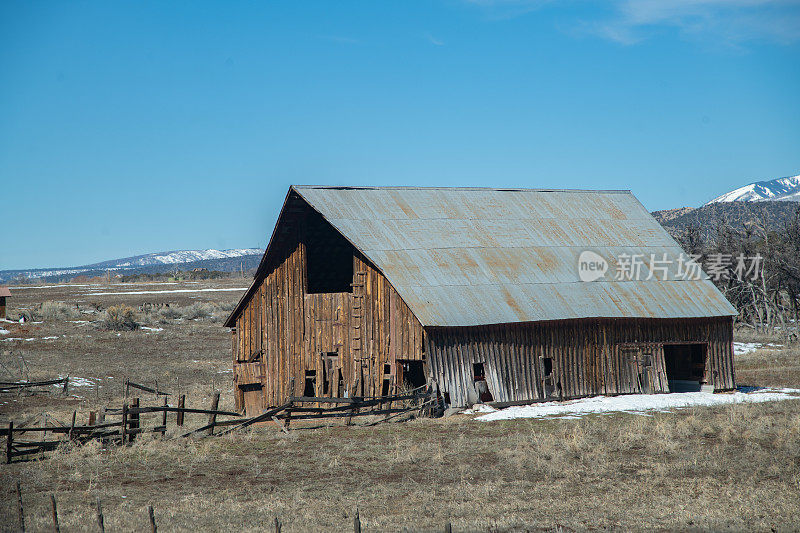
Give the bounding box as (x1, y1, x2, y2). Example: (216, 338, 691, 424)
(398, 360, 425, 390)
(305, 211, 354, 294)
(664, 344, 707, 392)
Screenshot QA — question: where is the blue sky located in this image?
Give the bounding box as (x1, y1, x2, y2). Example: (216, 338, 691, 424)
(1, 1, 798, 270)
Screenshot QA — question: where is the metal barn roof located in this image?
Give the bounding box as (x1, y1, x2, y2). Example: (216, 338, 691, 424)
(292, 186, 737, 327)
(0, 287, 11, 298)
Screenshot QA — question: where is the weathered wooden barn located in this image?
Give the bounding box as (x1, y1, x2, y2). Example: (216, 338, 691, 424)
(0, 287, 10, 320)
(225, 186, 737, 414)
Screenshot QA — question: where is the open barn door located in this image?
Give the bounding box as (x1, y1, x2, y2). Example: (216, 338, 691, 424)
(664, 343, 708, 392)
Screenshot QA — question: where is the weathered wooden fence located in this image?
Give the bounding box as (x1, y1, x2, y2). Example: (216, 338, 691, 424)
(2, 380, 439, 463)
(12, 482, 477, 533)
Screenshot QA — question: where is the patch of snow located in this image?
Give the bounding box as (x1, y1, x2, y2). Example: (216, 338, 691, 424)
(462, 404, 497, 415)
(82, 287, 248, 296)
(2, 338, 23, 342)
(0, 329, 9, 335)
(59, 376, 98, 387)
(41, 336, 59, 340)
(141, 326, 163, 333)
(476, 387, 800, 422)
(734, 341, 783, 356)
(9, 284, 97, 289)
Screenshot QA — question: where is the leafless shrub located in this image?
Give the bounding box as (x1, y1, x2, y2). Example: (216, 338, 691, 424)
(40, 301, 80, 321)
(159, 307, 182, 320)
(100, 305, 140, 331)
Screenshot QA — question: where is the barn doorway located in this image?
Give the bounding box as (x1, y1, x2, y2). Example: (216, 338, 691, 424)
(397, 360, 426, 391)
(664, 344, 707, 392)
(472, 363, 494, 402)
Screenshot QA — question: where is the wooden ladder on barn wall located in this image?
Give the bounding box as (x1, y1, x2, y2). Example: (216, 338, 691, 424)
(351, 271, 368, 395)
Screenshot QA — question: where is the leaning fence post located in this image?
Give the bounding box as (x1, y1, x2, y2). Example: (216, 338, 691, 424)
(207, 392, 220, 436)
(62, 376, 69, 396)
(95, 496, 105, 533)
(6, 422, 13, 464)
(274, 516, 282, 533)
(176, 395, 186, 427)
(445, 522, 452, 533)
(50, 494, 60, 533)
(148, 505, 157, 533)
(16, 481, 25, 532)
(353, 507, 361, 533)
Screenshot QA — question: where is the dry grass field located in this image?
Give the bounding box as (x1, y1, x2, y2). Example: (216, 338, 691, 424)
(1, 281, 800, 532)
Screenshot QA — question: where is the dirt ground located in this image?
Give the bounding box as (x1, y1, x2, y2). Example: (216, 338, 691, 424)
(1, 281, 799, 532)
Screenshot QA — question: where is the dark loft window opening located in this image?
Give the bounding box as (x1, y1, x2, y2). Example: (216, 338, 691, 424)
(305, 215, 354, 294)
(303, 370, 317, 397)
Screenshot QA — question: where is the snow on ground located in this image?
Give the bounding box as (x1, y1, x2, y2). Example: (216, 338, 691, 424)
(82, 287, 248, 296)
(58, 376, 98, 387)
(141, 326, 163, 333)
(0, 329, 9, 335)
(733, 341, 783, 356)
(475, 387, 800, 422)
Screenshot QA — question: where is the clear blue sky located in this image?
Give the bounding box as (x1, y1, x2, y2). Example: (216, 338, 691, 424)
(1, 1, 798, 270)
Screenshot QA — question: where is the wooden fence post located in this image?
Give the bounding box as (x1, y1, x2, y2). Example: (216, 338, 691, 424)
(148, 505, 157, 533)
(161, 397, 168, 430)
(121, 404, 128, 445)
(129, 398, 140, 442)
(68, 411, 76, 441)
(50, 494, 60, 533)
(207, 393, 220, 436)
(6, 421, 13, 464)
(95, 497, 105, 533)
(274, 516, 282, 533)
(88, 411, 97, 427)
(16, 481, 24, 533)
(176, 395, 185, 427)
(445, 522, 452, 533)
(353, 507, 361, 533)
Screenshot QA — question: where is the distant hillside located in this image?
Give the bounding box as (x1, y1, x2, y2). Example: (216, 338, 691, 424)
(652, 201, 800, 240)
(0, 248, 264, 284)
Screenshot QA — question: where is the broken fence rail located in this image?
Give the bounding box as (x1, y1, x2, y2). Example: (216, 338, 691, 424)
(0, 378, 69, 393)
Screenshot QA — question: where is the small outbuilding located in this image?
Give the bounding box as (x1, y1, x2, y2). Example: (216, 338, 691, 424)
(0, 287, 10, 319)
(225, 186, 737, 414)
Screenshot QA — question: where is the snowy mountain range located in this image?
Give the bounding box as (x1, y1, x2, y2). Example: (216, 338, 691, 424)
(0, 248, 263, 283)
(706, 174, 800, 205)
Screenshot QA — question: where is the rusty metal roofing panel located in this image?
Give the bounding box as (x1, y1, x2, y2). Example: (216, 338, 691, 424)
(0, 287, 11, 298)
(293, 186, 737, 326)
